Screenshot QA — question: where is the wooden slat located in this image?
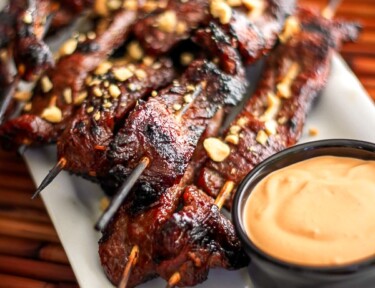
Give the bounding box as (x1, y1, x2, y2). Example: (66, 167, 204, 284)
(0, 189, 44, 209)
(0, 255, 75, 282)
(0, 206, 51, 224)
(0, 217, 59, 243)
(0, 236, 69, 264)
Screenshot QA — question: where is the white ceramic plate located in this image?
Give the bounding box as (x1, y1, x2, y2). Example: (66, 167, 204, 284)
(21, 54, 375, 288)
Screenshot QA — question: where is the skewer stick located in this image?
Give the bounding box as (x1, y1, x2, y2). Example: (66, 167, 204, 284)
(214, 180, 235, 209)
(95, 157, 150, 231)
(31, 157, 67, 199)
(175, 83, 203, 120)
(118, 245, 139, 288)
(322, 0, 342, 20)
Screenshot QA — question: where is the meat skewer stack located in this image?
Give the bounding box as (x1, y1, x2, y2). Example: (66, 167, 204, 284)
(99, 4, 359, 288)
(0, 0, 361, 287)
(0, 0, 294, 206)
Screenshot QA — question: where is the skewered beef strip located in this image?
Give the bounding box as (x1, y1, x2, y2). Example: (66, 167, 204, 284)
(154, 185, 248, 287)
(0, 8, 138, 149)
(133, 0, 295, 65)
(107, 57, 247, 193)
(0, 0, 57, 81)
(99, 109, 242, 287)
(100, 182, 248, 288)
(197, 8, 360, 205)
(99, 168, 192, 287)
(99, 107, 223, 285)
(57, 58, 175, 180)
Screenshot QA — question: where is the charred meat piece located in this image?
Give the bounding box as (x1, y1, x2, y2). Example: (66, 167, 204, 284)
(197, 8, 360, 205)
(99, 180, 247, 287)
(0, 0, 57, 80)
(133, 0, 210, 55)
(107, 58, 247, 192)
(57, 0, 93, 13)
(0, 8, 138, 149)
(155, 186, 248, 287)
(225, 0, 295, 65)
(99, 168, 193, 287)
(193, 22, 241, 75)
(57, 58, 175, 180)
(133, 0, 295, 65)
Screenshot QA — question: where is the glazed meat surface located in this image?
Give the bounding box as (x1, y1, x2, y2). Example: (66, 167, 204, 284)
(107, 58, 247, 192)
(154, 185, 248, 287)
(57, 58, 175, 179)
(0, 8, 138, 148)
(99, 177, 248, 287)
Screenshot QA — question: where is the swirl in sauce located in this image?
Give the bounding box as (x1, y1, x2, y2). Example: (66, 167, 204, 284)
(244, 156, 375, 266)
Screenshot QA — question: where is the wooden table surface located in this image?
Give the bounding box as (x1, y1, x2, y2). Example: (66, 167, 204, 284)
(0, 1, 374, 287)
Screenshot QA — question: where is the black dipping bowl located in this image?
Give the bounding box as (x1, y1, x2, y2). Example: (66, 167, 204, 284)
(232, 139, 375, 288)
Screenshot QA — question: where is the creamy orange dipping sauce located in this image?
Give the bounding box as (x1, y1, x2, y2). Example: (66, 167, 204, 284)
(244, 156, 375, 267)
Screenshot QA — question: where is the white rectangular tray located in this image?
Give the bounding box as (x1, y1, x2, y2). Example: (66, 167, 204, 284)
(23, 54, 375, 288)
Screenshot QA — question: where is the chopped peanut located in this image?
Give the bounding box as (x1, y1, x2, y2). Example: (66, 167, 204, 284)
(203, 137, 231, 162)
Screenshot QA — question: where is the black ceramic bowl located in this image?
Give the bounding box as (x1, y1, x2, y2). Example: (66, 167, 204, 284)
(232, 139, 375, 288)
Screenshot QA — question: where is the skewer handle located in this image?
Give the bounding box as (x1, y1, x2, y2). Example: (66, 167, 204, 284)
(95, 157, 150, 232)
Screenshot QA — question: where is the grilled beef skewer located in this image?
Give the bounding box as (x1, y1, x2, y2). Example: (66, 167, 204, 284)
(197, 7, 360, 208)
(0, 7, 138, 149)
(99, 109, 246, 287)
(57, 58, 175, 182)
(0, 0, 56, 81)
(156, 185, 247, 287)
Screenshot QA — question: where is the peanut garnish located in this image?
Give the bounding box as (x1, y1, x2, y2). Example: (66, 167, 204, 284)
(210, 0, 232, 24)
(41, 106, 63, 123)
(156, 10, 178, 33)
(203, 137, 231, 162)
(59, 39, 78, 56)
(256, 130, 268, 145)
(94, 61, 112, 75)
(109, 84, 121, 98)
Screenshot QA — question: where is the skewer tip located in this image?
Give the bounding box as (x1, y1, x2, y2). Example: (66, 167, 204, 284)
(31, 157, 66, 199)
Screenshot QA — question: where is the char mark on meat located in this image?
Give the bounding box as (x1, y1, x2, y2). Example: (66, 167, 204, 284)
(57, 58, 175, 180)
(0, 8, 138, 149)
(107, 58, 247, 192)
(154, 186, 248, 287)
